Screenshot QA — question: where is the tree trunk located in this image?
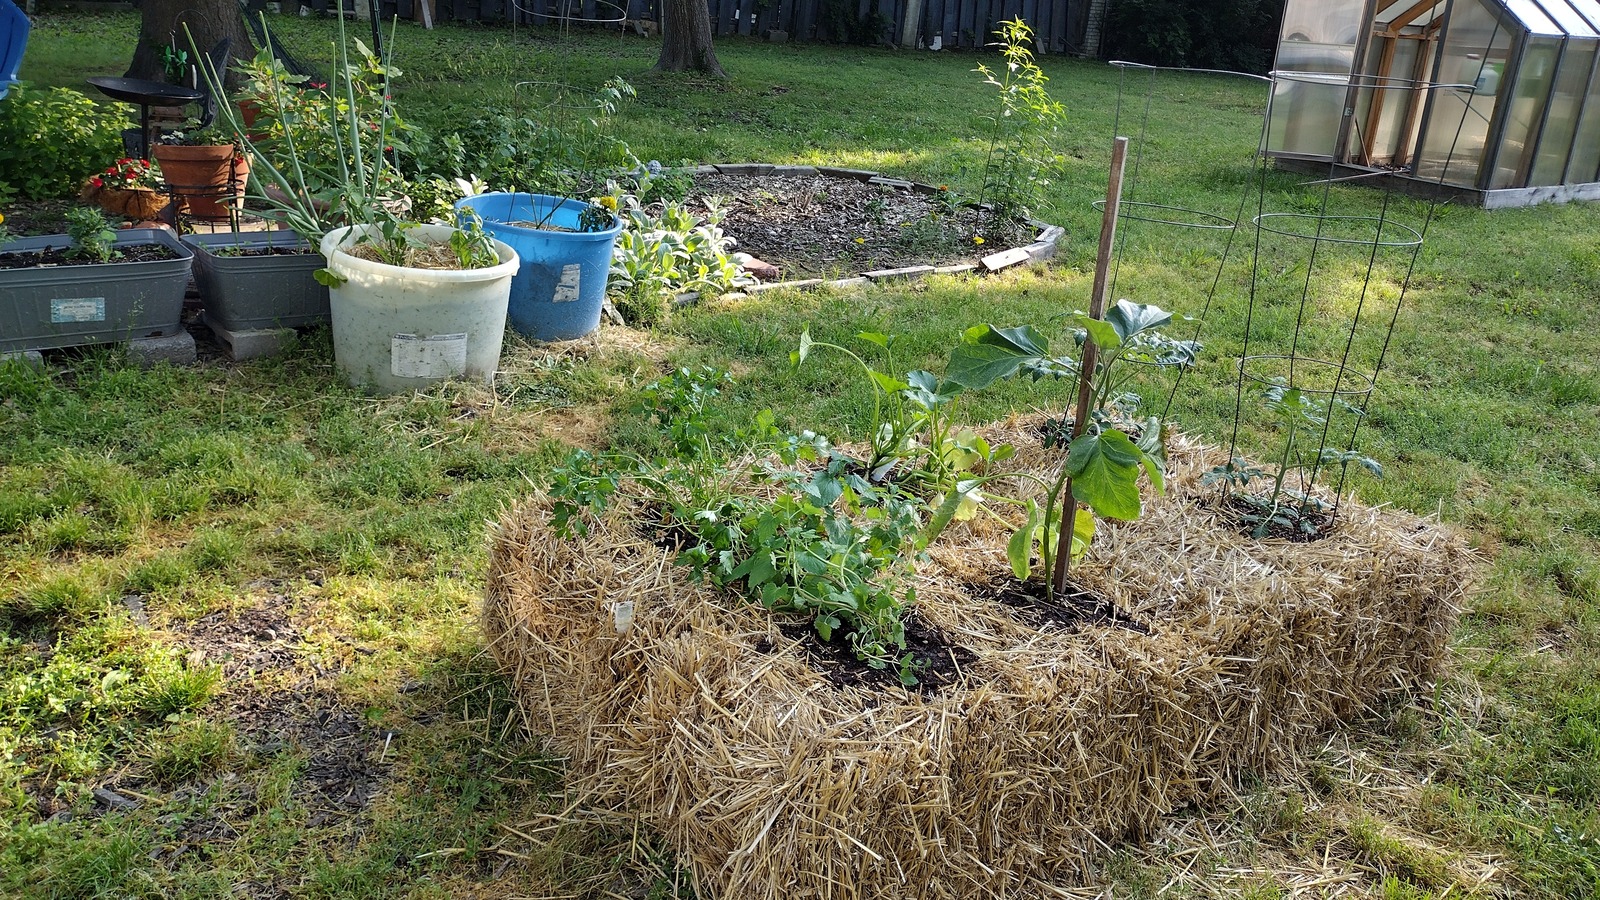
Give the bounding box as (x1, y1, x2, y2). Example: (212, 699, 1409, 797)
(655, 0, 726, 77)
(125, 0, 257, 88)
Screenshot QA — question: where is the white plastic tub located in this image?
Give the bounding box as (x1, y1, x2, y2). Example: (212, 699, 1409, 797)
(320, 224, 518, 394)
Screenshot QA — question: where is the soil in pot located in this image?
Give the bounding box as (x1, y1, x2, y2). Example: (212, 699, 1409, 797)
(0, 244, 181, 269)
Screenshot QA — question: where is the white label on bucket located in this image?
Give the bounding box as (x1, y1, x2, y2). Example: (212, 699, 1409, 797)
(51, 298, 106, 324)
(391, 333, 468, 379)
(553, 263, 582, 303)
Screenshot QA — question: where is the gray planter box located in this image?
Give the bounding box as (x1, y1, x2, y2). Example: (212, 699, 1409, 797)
(0, 228, 191, 355)
(183, 230, 331, 333)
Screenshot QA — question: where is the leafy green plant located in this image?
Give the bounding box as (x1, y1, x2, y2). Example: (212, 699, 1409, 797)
(548, 368, 928, 684)
(934, 300, 1198, 590)
(194, 16, 404, 247)
(974, 19, 1065, 236)
(0, 84, 128, 201)
(63, 208, 120, 263)
(158, 44, 191, 84)
(608, 195, 752, 326)
(1203, 379, 1382, 538)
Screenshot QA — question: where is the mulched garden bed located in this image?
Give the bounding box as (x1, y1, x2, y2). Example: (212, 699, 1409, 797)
(691, 171, 1028, 279)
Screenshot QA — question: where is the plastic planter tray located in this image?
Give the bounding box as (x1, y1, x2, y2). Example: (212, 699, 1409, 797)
(0, 228, 192, 355)
(184, 230, 330, 333)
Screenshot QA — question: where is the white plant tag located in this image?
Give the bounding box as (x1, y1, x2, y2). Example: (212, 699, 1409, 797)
(391, 333, 468, 379)
(51, 298, 106, 324)
(552, 264, 582, 303)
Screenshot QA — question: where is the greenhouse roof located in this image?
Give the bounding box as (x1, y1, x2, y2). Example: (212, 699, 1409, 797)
(1500, 0, 1600, 37)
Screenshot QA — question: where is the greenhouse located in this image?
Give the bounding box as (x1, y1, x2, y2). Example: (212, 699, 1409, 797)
(1266, 0, 1600, 206)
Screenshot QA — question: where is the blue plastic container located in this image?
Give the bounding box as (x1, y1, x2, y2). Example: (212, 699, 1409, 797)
(456, 193, 623, 342)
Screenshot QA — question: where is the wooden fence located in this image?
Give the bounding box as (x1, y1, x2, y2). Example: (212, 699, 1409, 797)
(344, 0, 1089, 54)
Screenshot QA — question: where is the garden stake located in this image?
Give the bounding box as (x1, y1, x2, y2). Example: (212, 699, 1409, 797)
(1054, 135, 1128, 597)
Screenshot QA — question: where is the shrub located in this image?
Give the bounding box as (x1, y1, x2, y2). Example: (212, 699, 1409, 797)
(1101, 0, 1283, 74)
(0, 84, 128, 201)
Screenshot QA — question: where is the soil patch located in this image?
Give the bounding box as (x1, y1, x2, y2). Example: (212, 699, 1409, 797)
(0, 244, 180, 268)
(208, 245, 317, 258)
(1220, 493, 1337, 542)
(691, 172, 1023, 278)
(968, 575, 1152, 634)
(773, 611, 977, 695)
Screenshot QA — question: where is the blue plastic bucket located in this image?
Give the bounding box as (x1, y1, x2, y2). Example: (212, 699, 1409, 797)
(456, 193, 623, 342)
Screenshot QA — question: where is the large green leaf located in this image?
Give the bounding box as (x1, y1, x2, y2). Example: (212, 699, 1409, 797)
(1104, 300, 1173, 343)
(790, 328, 814, 367)
(1064, 430, 1144, 520)
(1073, 315, 1122, 353)
(1007, 499, 1042, 580)
(1069, 507, 1096, 562)
(946, 324, 1070, 389)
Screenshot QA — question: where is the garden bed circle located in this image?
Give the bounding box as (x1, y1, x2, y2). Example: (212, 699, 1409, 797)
(671, 163, 1066, 306)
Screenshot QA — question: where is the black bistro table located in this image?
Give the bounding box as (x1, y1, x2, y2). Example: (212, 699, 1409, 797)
(86, 76, 204, 159)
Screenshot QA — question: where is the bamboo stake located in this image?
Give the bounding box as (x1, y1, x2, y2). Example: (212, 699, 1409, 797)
(1052, 135, 1129, 598)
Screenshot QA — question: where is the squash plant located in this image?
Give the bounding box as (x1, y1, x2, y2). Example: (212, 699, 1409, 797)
(927, 300, 1198, 592)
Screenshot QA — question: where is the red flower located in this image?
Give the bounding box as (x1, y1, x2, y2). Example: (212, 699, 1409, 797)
(90, 175, 103, 187)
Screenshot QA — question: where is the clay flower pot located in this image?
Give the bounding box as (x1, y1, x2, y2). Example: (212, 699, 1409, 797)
(152, 144, 250, 220)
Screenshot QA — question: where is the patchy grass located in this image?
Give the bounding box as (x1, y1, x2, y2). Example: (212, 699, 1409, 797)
(6, 9, 1600, 899)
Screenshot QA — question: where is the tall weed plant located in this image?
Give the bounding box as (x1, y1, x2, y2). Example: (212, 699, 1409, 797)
(974, 19, 1064, 235)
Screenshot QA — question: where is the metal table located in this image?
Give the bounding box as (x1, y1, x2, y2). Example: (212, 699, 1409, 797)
(86, 76, 204, 159)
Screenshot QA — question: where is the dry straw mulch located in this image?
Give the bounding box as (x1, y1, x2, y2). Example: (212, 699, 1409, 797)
(484, 421, 1477, 899)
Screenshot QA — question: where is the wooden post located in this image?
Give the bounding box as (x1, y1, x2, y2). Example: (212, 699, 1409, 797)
(1051, 135, 1128, 598)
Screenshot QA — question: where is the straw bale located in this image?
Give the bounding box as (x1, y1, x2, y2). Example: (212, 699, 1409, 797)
(483, 423, 1475, 899)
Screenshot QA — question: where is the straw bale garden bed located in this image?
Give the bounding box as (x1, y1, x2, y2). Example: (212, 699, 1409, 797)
(486, 410, 1474, 897)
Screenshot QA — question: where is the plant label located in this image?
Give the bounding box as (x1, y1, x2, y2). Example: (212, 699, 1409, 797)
(391, 333, 468, 379)
(50, 298, 107, 324)
(553, 264, 582, 303)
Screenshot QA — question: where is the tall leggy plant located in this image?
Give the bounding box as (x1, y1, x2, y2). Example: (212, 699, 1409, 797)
(974, 19, 1065, 235)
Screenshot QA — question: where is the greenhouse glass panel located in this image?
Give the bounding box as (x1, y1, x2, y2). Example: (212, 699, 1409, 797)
(1565, 55, 1600, 180)
(1567, 0, 1600, 31)
(1490, 38, 1560, 187)
(1415, 0, 1514, 186)
(1267, 0, 1366, 156)
(1531, 40, 1597, 183)
(1526, 0, 1597, 35)
(1503, 0, 1563, 33)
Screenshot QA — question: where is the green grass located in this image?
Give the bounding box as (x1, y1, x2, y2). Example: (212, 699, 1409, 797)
(6, 9, 1600, 898)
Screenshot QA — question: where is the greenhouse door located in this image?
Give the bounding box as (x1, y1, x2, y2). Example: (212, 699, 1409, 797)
(1352, 0, 1448, 167)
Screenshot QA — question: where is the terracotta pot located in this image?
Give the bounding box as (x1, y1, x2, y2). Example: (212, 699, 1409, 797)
(152, 144, 250, 220)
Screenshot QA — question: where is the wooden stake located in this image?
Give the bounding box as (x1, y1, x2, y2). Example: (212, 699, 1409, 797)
(1052, 136, 1129, 598)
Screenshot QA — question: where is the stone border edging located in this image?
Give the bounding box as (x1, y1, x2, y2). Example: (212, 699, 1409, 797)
(669, 163, 1066, 308)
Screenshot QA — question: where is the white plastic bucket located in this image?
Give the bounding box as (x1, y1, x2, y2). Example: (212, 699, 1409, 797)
(321, 224, 519, 394)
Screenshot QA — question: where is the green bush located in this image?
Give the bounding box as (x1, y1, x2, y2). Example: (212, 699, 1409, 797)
(1101, 0, 1282, 74)
(0, 83, 128, 201)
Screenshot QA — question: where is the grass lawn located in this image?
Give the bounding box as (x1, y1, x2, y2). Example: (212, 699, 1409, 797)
(4, 10, 1599, 899)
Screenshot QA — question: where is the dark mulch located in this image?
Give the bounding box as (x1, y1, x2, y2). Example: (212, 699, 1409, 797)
(968, 575, 1152, 635)
(772, 611, 978, 695)
(691, 172, 1026, 279)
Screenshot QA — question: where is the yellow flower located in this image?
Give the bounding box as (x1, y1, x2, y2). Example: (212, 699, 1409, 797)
(973, 235, 985, 245)
(0, 213, 6, 225)
(854, 237, 865, 244)
(597, 196, 618, 210)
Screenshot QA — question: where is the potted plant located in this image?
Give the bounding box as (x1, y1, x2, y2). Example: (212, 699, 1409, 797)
(152, 125, 250, 220)
(79, 156, 170, 221)
(0, 207, 192, 356)
(183, 228, 330, 341)
(454, 190, 623, 342)
(192, 17, 517, 394)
